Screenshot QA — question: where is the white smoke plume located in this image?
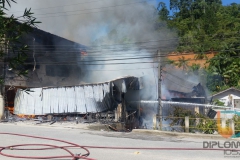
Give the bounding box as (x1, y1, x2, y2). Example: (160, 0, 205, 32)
(7, 0, 177, 98)
(6, 0, 180, 128)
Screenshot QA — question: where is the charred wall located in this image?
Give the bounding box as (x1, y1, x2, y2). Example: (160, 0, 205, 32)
(6, 27, 87, 88)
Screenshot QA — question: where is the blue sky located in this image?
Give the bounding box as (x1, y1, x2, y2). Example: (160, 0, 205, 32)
(157, 0, 239, 9)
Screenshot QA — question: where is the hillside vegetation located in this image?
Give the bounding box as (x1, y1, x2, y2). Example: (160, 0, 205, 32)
(158, 0, 240, 93)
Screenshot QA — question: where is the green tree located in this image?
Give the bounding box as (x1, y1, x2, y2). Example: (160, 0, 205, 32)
(158, 1, 240, 92)
(0, 0, 40, 83)
(189, 63, 200, 75)
(0, 0, 39, 119)
(175, 56, 189, 71)
(157, 2, 169, 21)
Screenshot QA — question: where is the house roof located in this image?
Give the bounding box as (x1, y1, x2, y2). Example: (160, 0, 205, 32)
(211, 87, 240, 97)
(162, 71, 198, 93)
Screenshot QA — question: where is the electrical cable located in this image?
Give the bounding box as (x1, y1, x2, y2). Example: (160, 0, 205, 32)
(23, 36, 240, 48)
(32, 0, 155, 16)
(18, 55, 240, 65)
(3, 53, 239, 66)
(6, 0, 155, 19)
(8, 0, 103, 13)
(162, 70, 197, 85)
(163, 77, 193, 90)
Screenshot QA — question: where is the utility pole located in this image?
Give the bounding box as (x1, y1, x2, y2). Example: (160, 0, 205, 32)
(157, 50, 162, 130)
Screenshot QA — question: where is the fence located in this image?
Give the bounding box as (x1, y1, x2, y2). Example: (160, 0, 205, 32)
(151, 101, 240, 136)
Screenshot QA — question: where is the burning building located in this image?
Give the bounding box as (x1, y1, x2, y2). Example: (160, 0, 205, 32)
(3, 26, 157, 130)
(13, 76, 143, 115)
(162, 68, 207, 102)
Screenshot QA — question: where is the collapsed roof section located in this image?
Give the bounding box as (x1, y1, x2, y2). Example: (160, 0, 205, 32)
(14, 76, 143, 115)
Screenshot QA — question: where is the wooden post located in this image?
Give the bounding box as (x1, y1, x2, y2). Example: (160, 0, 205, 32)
(185, 116, 189, 133)
(153, 115, 157, 130)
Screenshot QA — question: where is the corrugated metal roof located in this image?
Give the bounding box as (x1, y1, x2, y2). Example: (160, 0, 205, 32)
(211, 87, 240, 97)
(14, 83, 111, 115)
(163, 72, 197, 93)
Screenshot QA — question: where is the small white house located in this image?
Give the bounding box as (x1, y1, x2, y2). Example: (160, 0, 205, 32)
(211, 87, 240, 109)
(210, 87, 240, 119)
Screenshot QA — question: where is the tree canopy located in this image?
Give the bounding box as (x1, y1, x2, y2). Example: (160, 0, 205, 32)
(0, 0, 40, 84)
(158, 0, 240, 92)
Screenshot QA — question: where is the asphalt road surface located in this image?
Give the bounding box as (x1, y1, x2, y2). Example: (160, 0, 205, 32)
(0, 122, 236, 160)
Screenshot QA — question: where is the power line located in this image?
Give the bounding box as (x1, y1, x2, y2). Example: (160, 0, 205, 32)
(163, 77, 193, 90)
(32, 0, 155, 17)
(6, 0, 155, 18)
(8, 35, 238, 50)
(18, 54, 240, 65)
(23, 61, 157, 65)
(8, 48, 239, 60)
(25, 38, 178, 48)
(6, 53, 212, 64)
(8, 0, 103, 13)
(162, 70, 197, 85)
(34, 1, 156, 18)
(6, 66, 157, 72)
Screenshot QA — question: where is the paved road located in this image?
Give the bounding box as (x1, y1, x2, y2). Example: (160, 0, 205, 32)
(0, 122, 236, 160)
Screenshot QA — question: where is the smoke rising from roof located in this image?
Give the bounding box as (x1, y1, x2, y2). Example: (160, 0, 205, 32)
(7, 0, 176, 45)
(6, 0, 180, 129)
(7, 0, 177, 100)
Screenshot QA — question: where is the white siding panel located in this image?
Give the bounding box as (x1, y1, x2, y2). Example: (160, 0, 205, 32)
(75, 86, 86, 113)
(50, 88, 58, 113)
(58, 88, 63, 113)
(99, 85, 104, 102)
(58, 87, 67, 113)
(42, 89, 50, 114)
(14, 83, 112, 115)
(85, 98, 97, 113)
(93, 85, 100, 102)
(103, 83, 110, 97)
(25, 89, 36, 115)
(22, 91, 29, 114)
(66, 87, 75, 112)
(84, 86, 94, 98)
(34, 88, 43, 115)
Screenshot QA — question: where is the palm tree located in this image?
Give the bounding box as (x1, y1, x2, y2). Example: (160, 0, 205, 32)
(176, 56, 190, 71)
(189, 63, 201, 75)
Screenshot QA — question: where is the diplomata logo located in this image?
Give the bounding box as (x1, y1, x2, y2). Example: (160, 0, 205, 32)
(217, 111, 240, 138)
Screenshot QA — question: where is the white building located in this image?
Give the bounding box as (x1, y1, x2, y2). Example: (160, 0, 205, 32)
(211, 87, 240, 119)
(211, 87, 240, 109)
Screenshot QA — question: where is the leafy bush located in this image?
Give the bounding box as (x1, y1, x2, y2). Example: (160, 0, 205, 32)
(213, 99, 225, 106)
(233, 115, 240, 135)
(166, 106, 217, 134)
(195, 113, 217, 134)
